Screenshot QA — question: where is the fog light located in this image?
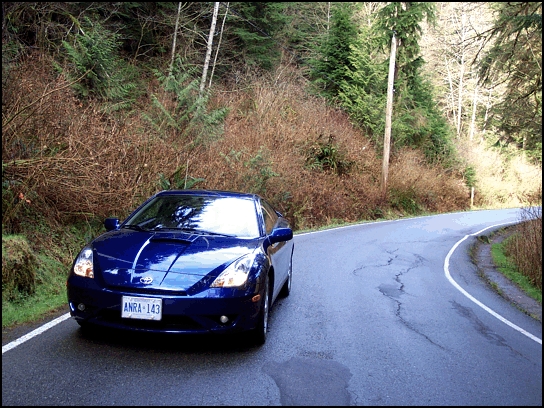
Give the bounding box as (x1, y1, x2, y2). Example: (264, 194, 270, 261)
(219, 315, 229, 324)
(77, 303, 86, 311)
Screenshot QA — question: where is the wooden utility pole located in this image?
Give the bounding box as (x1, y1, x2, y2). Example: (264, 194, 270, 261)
(381, 32, 397, 195)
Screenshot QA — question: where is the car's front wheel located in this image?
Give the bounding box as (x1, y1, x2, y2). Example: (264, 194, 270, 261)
(250, 273, 270, 346)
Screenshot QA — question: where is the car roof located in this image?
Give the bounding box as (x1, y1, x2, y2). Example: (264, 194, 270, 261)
(154, 189, 260, 201)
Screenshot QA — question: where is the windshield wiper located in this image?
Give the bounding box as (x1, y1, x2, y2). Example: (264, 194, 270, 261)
(122, 224, 149, 232)
(182, 228, 235, 237)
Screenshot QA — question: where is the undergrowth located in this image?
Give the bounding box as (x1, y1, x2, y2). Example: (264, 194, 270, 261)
(491, 241, 542, 305)
(502, 205, 542, 292)
(2, 53, 542, 329)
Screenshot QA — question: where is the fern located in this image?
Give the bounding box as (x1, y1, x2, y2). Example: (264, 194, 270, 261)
(242, 147, 279, 194)
(61, 17, 140, 107)
(144, 57, 229, 144)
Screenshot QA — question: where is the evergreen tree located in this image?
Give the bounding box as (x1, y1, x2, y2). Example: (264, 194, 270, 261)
(477, 2, 542, 164)
(280, 2, 331, 63)
(340, 2, 454, 163)
(338, 24, 387, 137)
(228, 2, 292, 70)
(309, 2, 360, 100)
(60, 17, 139, 108)
(374, 2, 436, 95)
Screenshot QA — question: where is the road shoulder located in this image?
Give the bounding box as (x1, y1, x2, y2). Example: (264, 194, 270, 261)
(471, 226, 542, 323)
(2, 306, 69, 347)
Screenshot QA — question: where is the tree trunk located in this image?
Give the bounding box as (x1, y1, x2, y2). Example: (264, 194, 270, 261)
(469, 80, 478, 141)
(200, 2, 219, 96)
(208, 2, 229, 89)
(382, 33, 397, 195)
(483, 88, 493, 136)
(456, 12, 467, 137)
(169, 2, 183, 77)
(326, 2, 331, 33)
(445, 56, 456, 123)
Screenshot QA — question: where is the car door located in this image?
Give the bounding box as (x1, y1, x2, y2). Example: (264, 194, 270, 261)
(260, 199, 290, 297)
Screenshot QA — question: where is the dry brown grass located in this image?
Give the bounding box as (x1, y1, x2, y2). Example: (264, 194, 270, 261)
(504, 205, 542, 290)
(455, 138, 542, 208)
(388, 149, 470, 214)
(2, 53, 494, 235)
(2, 53, 183, 228)
(190, 66, 387, 229)
(188, 65, 474, 228)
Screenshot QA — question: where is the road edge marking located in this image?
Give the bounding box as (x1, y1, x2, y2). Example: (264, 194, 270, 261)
(4, 214, 538, 354)
(2, 313, 71, 354)
(444, 223, 542, 345)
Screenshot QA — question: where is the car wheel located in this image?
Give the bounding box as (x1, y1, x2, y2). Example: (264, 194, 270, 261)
(251, 273, 270, 346)
(279, 254, 292, 298)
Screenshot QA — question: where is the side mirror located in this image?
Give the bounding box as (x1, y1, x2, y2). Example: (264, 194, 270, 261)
(104, 218, 120, 231)
(268, 227, 293, 244)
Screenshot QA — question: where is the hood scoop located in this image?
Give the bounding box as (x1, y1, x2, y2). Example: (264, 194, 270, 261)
(149, 231, 198, 244)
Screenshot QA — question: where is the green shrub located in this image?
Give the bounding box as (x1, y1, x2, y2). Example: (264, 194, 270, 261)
(143, 57, 229, 144)
(390, 187, 421, 215)
(2, 235, 37, 300)
(60, 17, 139, 107)
(305, 134, 352, 175)
(463, 165, 477, 188)
(243, 147, 279, 194)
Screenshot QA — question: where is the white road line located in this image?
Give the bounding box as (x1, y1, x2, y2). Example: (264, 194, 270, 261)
(4, 216, 539, 355)
(444, 223, 542, 345)
(294, 217, 404, 237)
(2, 313, 71, 354)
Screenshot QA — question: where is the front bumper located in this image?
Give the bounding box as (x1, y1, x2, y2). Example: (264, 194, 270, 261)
(67, 276, 262, 334)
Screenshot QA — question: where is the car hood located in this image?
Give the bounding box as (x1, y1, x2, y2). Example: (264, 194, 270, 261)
(92, 229, 259, 292)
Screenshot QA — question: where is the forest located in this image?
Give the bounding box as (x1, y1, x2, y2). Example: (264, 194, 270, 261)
(2, 2, 542, 325)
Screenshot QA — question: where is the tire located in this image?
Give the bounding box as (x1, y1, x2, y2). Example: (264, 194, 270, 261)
(279, 253, 292, 298)
(250, 273, 270, 346)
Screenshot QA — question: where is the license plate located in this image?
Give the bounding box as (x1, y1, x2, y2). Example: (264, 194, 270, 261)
(121, 296, 162, 320)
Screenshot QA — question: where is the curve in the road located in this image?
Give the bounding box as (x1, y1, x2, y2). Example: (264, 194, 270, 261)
(444, 222, 542, 345)
(3, 216, 541, 356)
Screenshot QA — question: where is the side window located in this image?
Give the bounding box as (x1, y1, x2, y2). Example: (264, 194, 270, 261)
(261, 200, 278, 235)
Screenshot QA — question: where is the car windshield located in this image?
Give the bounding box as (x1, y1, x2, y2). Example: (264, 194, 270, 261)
(124, 195, 260, 238)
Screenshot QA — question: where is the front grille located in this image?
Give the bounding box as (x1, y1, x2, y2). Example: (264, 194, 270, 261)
(97, 309, 202, 331)
(107, 286, 188, 296)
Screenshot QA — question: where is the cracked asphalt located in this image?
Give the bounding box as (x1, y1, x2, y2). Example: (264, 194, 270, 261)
(2, 209, 542, 406)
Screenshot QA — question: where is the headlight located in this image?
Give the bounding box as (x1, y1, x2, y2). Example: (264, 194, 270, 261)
(73, 246, 94, 278)
(210, 253, 256, 288)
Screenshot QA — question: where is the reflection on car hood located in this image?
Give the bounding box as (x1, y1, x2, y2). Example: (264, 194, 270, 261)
(92, 229, 259, 291)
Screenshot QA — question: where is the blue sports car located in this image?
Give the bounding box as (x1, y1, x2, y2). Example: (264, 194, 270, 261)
(67, 189, 294, 345)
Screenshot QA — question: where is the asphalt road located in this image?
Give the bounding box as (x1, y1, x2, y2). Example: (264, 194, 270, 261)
(2, 209, 542, 406)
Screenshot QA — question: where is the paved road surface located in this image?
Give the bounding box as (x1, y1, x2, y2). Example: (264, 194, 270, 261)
(2, 209, 541, 405)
